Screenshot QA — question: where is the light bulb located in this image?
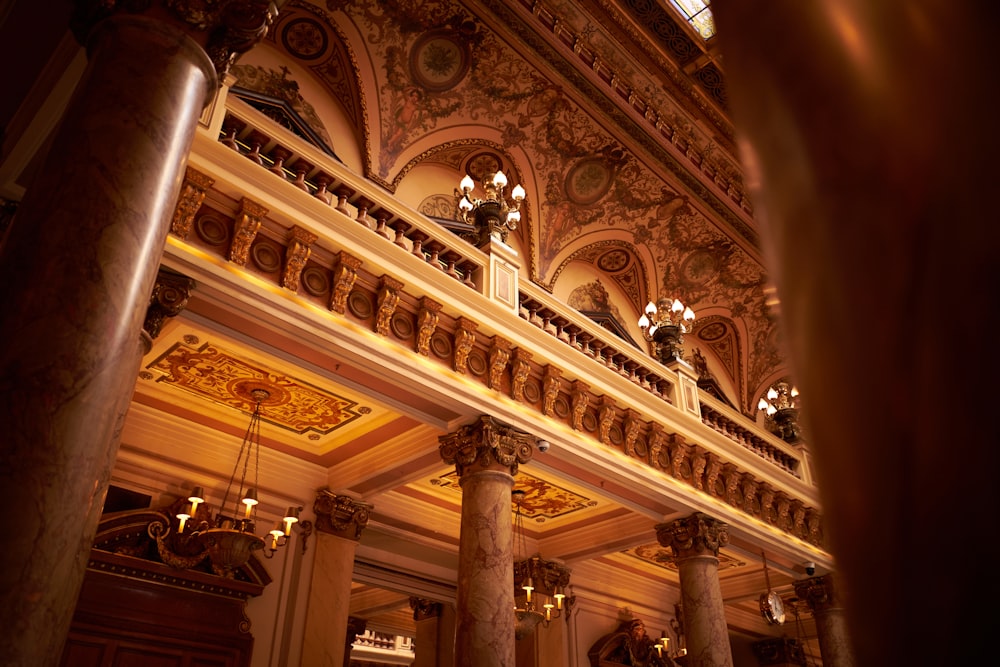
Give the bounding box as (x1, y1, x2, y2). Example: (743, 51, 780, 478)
(511, 183, 525, 200)
(507, 210, 520, 224)
(671, 298, 684, 313)
(492, 171, 508, 188)
(645, 301, 657, 316)
(460, 175, 474, 192)
(458, 196, 473, 211)
(638, 314, 649, 329)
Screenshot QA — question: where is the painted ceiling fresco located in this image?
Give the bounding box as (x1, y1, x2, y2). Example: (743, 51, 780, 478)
(239, 0, 789, 414)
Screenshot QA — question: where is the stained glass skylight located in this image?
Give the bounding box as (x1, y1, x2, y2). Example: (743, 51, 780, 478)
(668, 0, 715, 40)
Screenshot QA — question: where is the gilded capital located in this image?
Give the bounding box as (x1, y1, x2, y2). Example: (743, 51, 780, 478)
(144, 268, 195, 342)
(313, 490, 372, 541)
(438, 415, 534, 478)
(793, 574, 841, 613)
(71, 0, 283, 82)
(656, 512, 729, 559)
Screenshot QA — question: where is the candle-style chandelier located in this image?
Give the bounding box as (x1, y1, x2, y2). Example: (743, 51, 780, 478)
(457, 170, 525, 247)
(512, 489, 570, 639)
(174, 388, 300, 576)
(757, 380, 802, 443)
(637, 297, 696, 364)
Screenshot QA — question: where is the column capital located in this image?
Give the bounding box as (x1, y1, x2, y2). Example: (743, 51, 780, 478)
(313, 490, 371, 541)
(71, 0, 282, 81)
(655, 512, 729, 559)
(793, 573, 842, 613)
(409, 597, 444, 621)
(438, 415, 534, 478)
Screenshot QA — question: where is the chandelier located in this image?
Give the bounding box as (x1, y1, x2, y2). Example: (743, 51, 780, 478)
(637, 297, 696, 364)
(173, 388, 300, 576)
(457, 171, 525, 247)
(757, 380, 801, 443)
(512, 489, 570, 639)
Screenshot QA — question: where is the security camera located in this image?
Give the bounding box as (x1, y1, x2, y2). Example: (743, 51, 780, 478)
(536, 439, 550, 453)
(804, 561, 816, 576)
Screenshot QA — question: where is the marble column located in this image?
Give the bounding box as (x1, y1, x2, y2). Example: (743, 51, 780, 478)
(439, 415, 535, 667)
(302, 490, 372, 667)
(410, 598, 457, 667)
(712, 2, 1000, 664)
(793, 575, 854, 667)
(656, 513, 733, 667)
(0, 3, 277, 663)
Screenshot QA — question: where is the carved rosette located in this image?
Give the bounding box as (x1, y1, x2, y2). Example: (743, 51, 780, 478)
(793, 574, 838, 613)
(71, 0, 282, 81)
(510, 348, 532, 402)
(170, 166, 214, 238)
(282, 226, 317, 292)
(410, 597, 444, 621)
(656, 512, 729, 560)
(487, 336, 512, 390)
(330, 251, 362, 313)
(542, 365, 562, 416)
(438, 415, 535, 478)
(375, 275, 404, 336)
(229, 197, 267, 265)
(416, 297, 442, 355)
(313, 490, 372, 541)
(570, 380, 590, 431)
(453, 317, 478, 374)
(144, 268, 195, 342)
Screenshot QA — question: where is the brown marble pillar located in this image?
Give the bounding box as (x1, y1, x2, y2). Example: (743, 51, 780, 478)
(411, 598, 457, 667)
(302, 491, 372, 667)
(712, 2, 1000, 664)
(793, 575, 854, 667)
(439, 415, 535, 667)
(657, 513, 733, 667)
(0, 14, 218, 667)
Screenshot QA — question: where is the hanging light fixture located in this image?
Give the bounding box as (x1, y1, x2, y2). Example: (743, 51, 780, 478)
(172, 388, 300, 576)
(512, 489, 570, 639)
(757, 380, 802, 442)
(637, 297, 696, 364)
(457, 170, 525, 247)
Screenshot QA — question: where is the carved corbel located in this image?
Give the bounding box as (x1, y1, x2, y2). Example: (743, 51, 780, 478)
(374, 275, 404, 336)
(690, 446, 708, 490)
(542, 365, 562, 416)
(598, 397, 616, 446)
(703, 452, 723, 496)
(330, 251, 362, 314)
(758, 483, 777, 524)
(453, 317, 478, 374)
(668, 435, 689, 480)
(170, 166, 214, 239)
(721, 462, 742, 506)
(741, 473, 759, 515)
(570, 380, 590, 431)
(415, 297, 442, 356)
(510, 348, 533, 402)
(228, 197, 268, 266)
(648, 423, 668, 469)
(487, 336, 512, 391)
(282, 226, 317, 292)
(622, 409, 641, 457)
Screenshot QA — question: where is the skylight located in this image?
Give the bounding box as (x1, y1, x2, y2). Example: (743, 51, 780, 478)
(668, 0, 715, 40)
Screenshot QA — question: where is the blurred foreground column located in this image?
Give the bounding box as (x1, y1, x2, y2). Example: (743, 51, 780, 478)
(712, 2, 1000, 664)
